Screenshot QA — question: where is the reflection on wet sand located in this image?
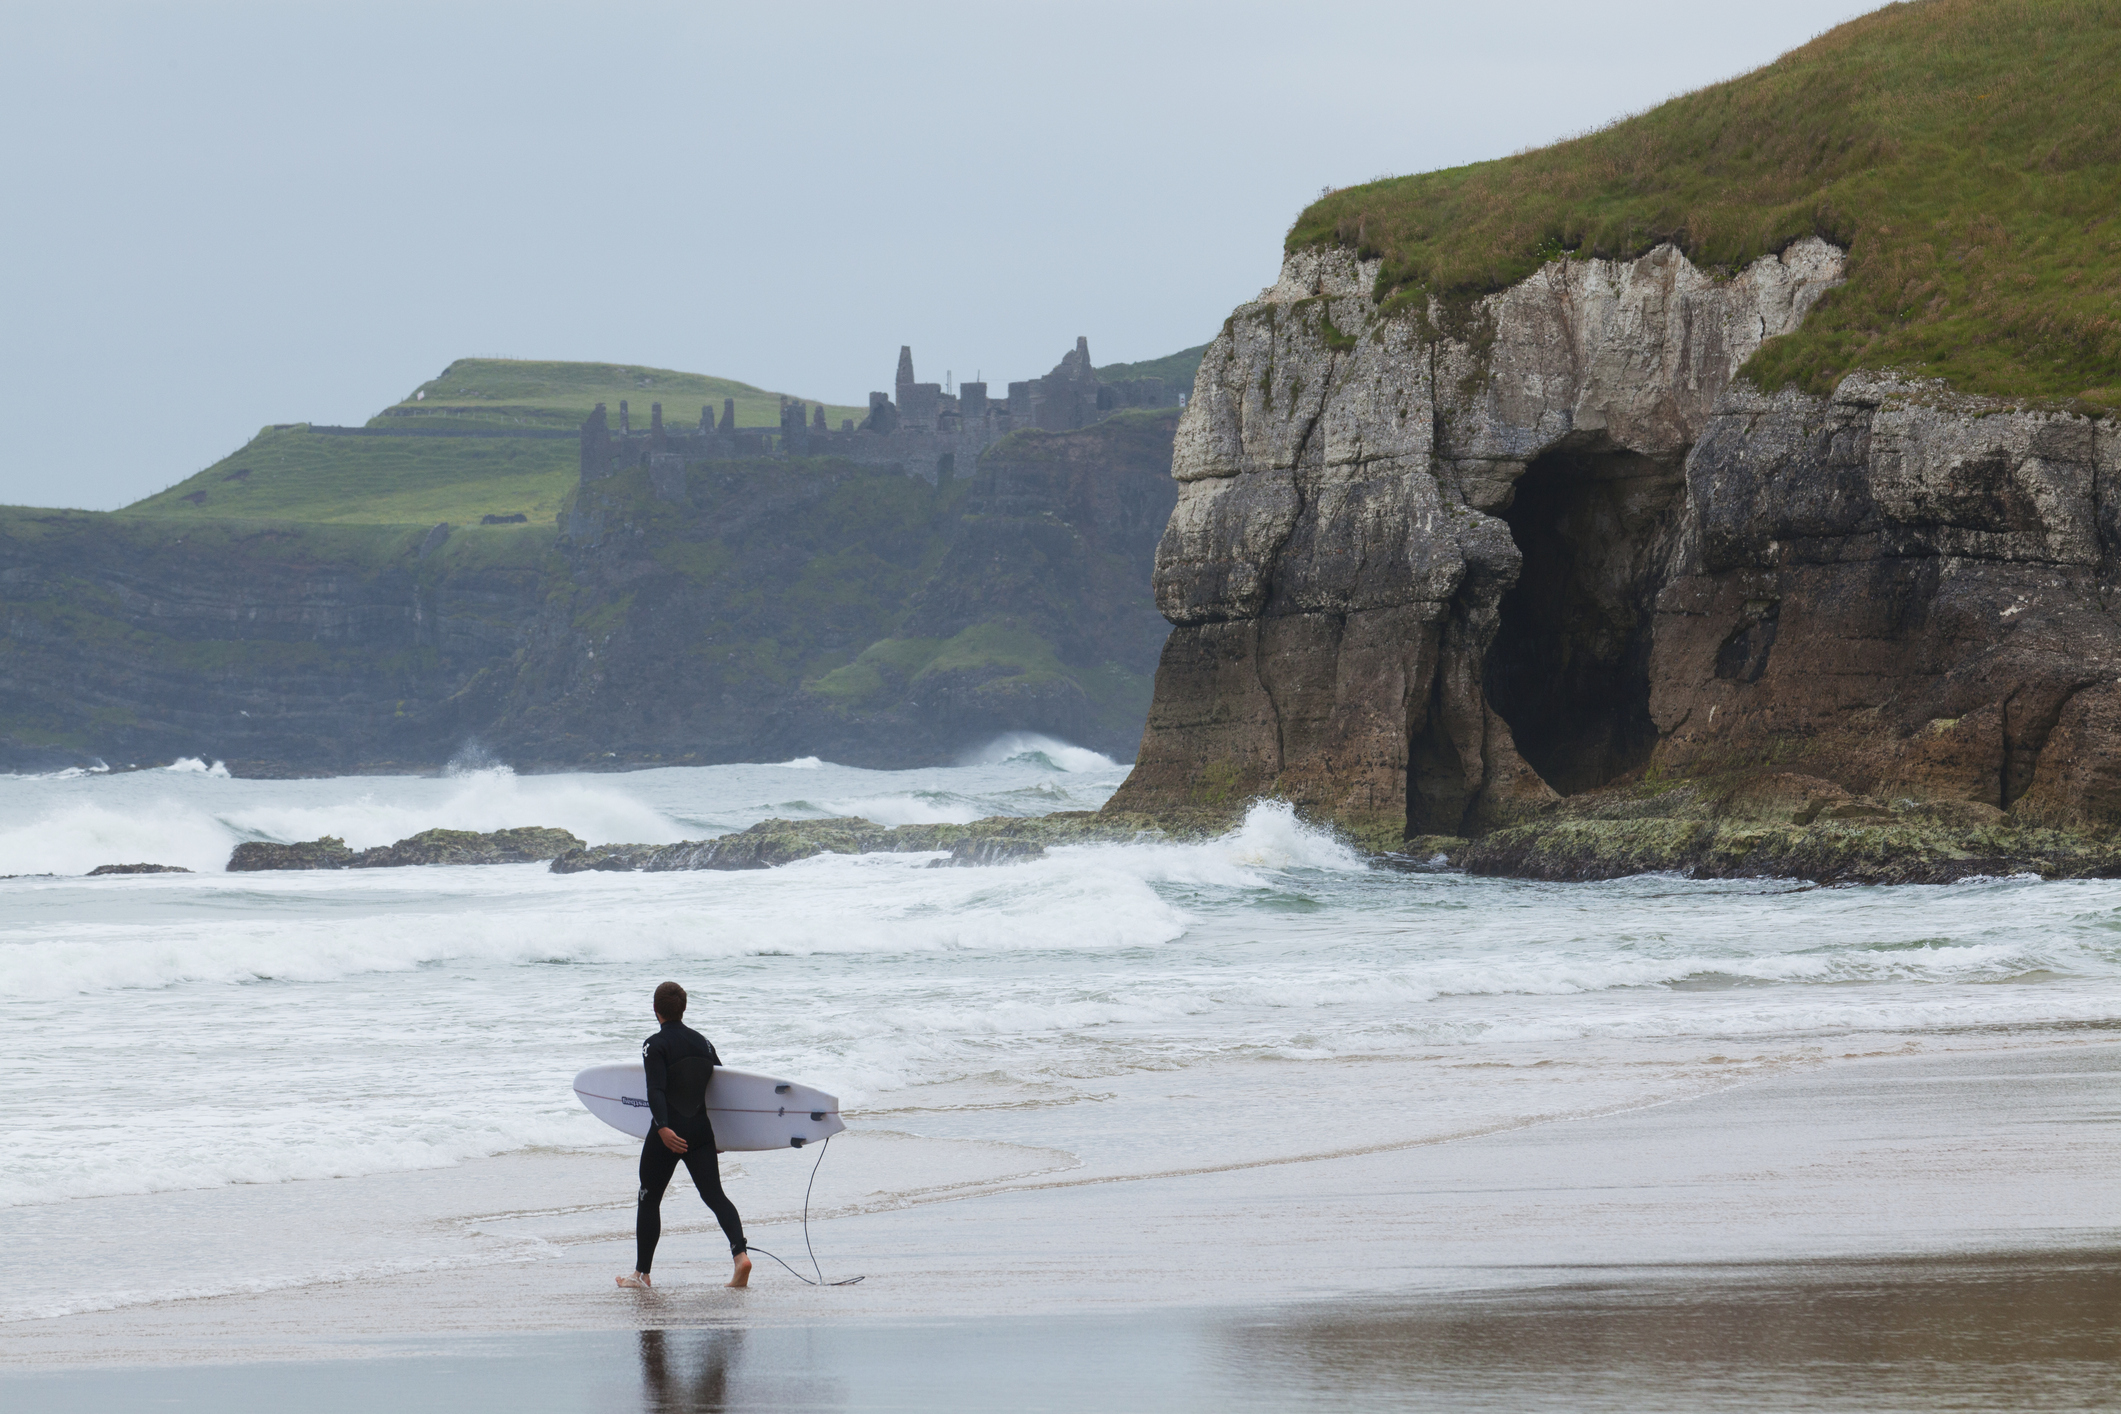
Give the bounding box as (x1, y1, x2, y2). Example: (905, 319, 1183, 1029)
(639, 1329, 733, 1412)
(637, 1326, 845, 1413)
(1217, 1253, 2121, 1412)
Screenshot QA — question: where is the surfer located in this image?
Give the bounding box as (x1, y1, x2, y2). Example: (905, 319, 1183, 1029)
(616, 981, 752, 1290)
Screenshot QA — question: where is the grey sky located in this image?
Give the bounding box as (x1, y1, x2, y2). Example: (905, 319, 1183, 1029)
(0, 0, 1872, 510)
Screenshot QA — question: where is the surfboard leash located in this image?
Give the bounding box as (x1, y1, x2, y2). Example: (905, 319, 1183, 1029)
(746, 1133, 865, 1287)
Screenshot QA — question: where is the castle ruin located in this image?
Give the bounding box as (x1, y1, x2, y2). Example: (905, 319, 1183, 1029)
(577, 337, 1183, 496)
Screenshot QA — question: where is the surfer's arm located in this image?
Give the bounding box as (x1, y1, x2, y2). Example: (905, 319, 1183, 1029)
(643, 1039, 674, 1133)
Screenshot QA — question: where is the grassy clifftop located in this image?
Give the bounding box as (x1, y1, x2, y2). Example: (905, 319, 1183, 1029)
(382, 358, 868, 431)
(125, 427, 576, 526)
(123, 356, 871, 527)
(1095, 345, 1210, 396)
(1289, 0, 2121, 406)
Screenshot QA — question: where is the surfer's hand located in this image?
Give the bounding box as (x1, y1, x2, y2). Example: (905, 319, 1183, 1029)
(659, 1127, 689, 1154)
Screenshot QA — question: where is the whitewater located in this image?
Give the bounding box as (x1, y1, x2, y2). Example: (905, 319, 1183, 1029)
(3, 738, 2119, 1328)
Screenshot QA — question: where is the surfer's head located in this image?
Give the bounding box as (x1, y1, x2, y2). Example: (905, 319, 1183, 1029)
(653, 980, 687, 1023)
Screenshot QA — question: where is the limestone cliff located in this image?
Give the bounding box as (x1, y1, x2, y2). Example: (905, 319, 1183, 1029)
(1108, 238, 2121, 863)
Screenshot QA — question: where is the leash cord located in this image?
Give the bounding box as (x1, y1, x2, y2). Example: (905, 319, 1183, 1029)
(745, 1134, 864, 1286)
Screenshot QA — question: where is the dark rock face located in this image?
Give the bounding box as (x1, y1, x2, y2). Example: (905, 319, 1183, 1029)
(0, 515, 541, 775)
(228, 836, 358, 871)
(86, 862, 192, 875)
(552, 818, 901, 873)
(1650, 376, 2121, 827)
(512, 416, 1177, 769)
(930, 836, 1046, 867)
(1107, 238, 2121, 877)
(227, 827, 583, 871)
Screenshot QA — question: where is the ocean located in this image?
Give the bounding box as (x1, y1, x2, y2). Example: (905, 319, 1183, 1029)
(4, 738, 2118, 1336)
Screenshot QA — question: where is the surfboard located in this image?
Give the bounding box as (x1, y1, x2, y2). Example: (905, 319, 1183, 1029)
(572, 1062, 846, 1152)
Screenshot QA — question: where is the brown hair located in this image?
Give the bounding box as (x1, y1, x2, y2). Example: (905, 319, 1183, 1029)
(653, 980, 687, 1021)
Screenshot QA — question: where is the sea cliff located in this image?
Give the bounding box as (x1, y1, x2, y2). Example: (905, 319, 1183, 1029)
(1106, 234, 2121, 878)
(1104, 2, 2121, 881)
(0, 414, 1176, 774)
(1103, 0, 2121, 881)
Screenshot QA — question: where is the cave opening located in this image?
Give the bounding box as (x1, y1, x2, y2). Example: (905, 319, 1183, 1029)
(1480, 440, 1686, 797)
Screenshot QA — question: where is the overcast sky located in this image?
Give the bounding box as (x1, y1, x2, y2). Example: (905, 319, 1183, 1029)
(0, 0, 1875, 510)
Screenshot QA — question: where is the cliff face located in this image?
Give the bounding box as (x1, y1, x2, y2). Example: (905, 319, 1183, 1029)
(0, 416, 1175, 775)
(776, 412, 1177, 763)
(489, 412, 1175, 768)
(1105, 234, 2121, 856)
(0, 514, 544, 773)
(1658, 374, 2121, 831)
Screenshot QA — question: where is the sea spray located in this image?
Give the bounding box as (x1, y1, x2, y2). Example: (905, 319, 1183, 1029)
(0, 798, 237, 876)
(218, 764, 684, 854)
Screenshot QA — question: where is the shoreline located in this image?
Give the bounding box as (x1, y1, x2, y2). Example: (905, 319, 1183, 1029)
(6, 1038, 2114, 1381)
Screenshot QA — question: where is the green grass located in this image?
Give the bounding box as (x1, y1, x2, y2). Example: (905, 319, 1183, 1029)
(979, 406, 1185, 465)
(123, 358, 879, 528)
(124, 427, 578, 526)
(807, 623, 1071, 705)
(383, 358, 869, 431)
(807, 636, 946, 703)
(1095, 345, 1210, 396)
(922, 622, 1070, 685)
(1288, 0, 2121, 406)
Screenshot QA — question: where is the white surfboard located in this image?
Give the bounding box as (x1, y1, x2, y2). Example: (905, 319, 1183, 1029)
(572, 1062, 845, 1152)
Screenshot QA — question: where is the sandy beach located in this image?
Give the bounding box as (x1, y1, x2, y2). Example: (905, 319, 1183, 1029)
(5, 1041, 2115, 1410)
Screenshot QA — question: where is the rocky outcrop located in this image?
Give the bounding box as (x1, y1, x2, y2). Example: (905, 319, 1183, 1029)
(227, 826, 583, 871)
(87, 862, 192, 875)
(1111, 239, 1846, 843)
(1108, 236, 2121, 877)
(548, 810, 1165, 873)
(228, 836, 357, 871)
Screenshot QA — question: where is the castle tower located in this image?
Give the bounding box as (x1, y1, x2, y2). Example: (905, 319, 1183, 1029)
(699, 405, 713, 433)
(812, 403, 827, 430)
(579, 403, 611, 482)
(619, 400, 631, 435)
(719, 398, 736, 433)
(895, 346, 915, 410)
(649, 402, 665, 449)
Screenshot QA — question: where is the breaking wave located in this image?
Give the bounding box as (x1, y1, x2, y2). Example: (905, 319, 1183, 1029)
(962, 733, 1120, 774)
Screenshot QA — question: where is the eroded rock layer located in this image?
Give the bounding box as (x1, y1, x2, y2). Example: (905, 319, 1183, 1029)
(1109, 238, 2121, 867)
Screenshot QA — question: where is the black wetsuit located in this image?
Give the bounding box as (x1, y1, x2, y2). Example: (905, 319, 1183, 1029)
(635, 1019, 747, 1274)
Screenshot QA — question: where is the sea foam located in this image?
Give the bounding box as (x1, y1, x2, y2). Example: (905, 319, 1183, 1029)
(963, 732, 1120, 774)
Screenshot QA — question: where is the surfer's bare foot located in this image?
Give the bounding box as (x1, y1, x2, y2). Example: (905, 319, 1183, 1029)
(726, 1253, 751, 1289)
(616, 1271, 652, 1289)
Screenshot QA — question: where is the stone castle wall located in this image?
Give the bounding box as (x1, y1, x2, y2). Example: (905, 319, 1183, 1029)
(577, 338, 1184, 497)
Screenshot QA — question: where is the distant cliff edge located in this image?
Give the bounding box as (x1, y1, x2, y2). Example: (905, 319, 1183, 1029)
(0, 409, 1178, 775)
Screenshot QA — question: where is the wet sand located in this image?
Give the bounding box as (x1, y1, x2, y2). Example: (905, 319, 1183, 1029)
(3, 1252, 2115, 1411)
(3, 1043, 2117, 1409)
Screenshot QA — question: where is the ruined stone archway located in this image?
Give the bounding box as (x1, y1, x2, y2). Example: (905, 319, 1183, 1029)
(1481, 438, 1687, 797)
